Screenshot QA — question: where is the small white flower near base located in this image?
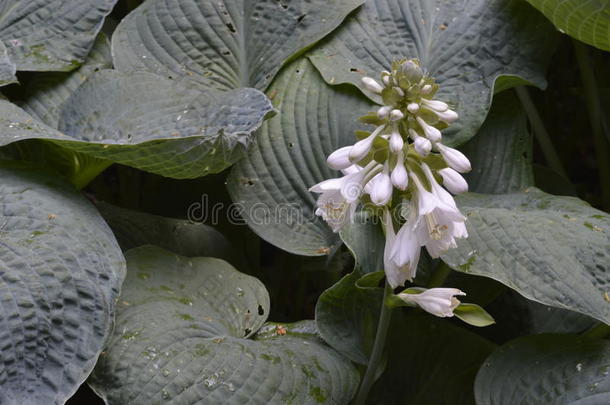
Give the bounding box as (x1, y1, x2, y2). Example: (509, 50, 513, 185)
(398, 288, 465, 317)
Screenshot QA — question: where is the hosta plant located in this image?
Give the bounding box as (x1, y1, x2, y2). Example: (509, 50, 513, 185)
(0, 0, 609, 404)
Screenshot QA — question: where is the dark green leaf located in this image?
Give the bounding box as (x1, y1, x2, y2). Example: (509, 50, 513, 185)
(0, 163, 125, 405)
(475, 334, 610, 404)
(90, 246, 358, 404)
(112, 0, 364, 90)
(308, 0, 558, 145)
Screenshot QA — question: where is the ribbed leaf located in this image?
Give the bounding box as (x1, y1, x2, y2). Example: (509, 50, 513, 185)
(462, 91, 534, 193)
(0, 40, 16, 85)
(112, 0, 364, 90)
(475, 334, 610, 404)
(526, 0, 610, 51)
(308, 0, 558, 145)
(441, 189, 610, 324)
(0, 0, 116, 72)
(0, 163, 125, 405)
(227, 58, 373, 255)
(90, 246, 358, 404)
(0, 70, 275, 179)
(22, 34, 113, 129)
(370, 312, 496, 404)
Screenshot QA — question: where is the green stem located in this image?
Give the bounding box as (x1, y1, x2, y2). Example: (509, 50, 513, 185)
(353, 281, 393, 405)
(573, 40, 610, 211)
(515, 86, 568, 179)
(427, 261, 452, 288)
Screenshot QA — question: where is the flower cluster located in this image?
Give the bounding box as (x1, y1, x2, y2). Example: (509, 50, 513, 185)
(310, 59, 471, 317)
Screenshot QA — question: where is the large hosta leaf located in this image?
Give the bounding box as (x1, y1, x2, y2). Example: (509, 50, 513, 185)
(90, 246, 358, 404)
(370, 312, 496, 404)
(0, 0, 116, 73)
(0, 164, 125, 405)
(0, 70, 275, 179)
(227, 58, 373, 255)
(112, 0, 364, 90)
(526, 0, 610, 52)
(462, 91, 534, 194)
(475, 334, 610, 404)
(308, 0, 558, 145)
(441, 189, 610, 324)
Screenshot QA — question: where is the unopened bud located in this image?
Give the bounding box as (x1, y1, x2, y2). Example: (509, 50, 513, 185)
(362, 77, 384, 94)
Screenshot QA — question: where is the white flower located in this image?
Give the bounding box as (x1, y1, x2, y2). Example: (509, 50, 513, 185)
(369, 163, 393, 206)
(390, 152, 408, 190)
(421, 84, 433, 95)
(407, 103, 419, 113)
(438, 167, 468, 194)
(398, 288, 465, 317)
(434, 108, 459, 124)
(362, 77, 384, 94)
(416, 116, 441, 142)
(339, 161, 381, 203)
(417, 164, 468, 257)
(436, 143, 471, 173)
(389, 203, 422, 281)
(389, 131, 404, 153)
(421, 98, 448, 112)
(326, 146, 353, 170)
(309, 178, 357, 232)
(382, 209, 414, 288)
(348, 126, 384, 163)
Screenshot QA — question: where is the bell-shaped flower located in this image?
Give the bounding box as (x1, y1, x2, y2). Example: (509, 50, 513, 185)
(417, 163, 468, 257)
(398, 288, 465, 317)
(310, 178, 356, 232)
(438, 167, 468, 194)
(436, 143, 471, 173)
(416, 116, 441, 142)
(382, 209, 414, 288)
(362, 77, 384, 94)
(389, 202, 422, 279)
(326, 146, 353, 170)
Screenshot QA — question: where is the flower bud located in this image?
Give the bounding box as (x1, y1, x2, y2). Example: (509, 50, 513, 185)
(377, 106, 392, 119)
(439, 167, 468, 194)
(401, 60, 423, 82)
(362, 77, 384, 94)
(421, 84, 432, 95)
(389, 131, 404, 153)
(370, 166, 393, 206)
(413, 136, 432, 156)
(434, 108, 459, 123)
(407, 103, 419, 114)
(436, 143, 471, 173)
(391, 154, 408, 190)
(397, 288, 465, 317)
(349, 132, 377, 163)
(416, 116, 441, 142)
(421, 98, 448, 112)
(390, 109, 404, 121)
(326, 146, 354, 170)
(393, 86, 404, 97)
